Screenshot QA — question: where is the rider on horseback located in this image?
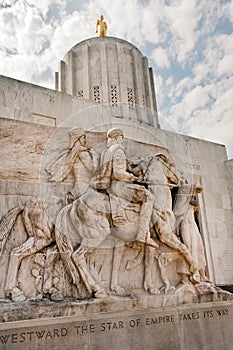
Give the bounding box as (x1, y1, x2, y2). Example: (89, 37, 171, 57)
(91, 128, 157, 248)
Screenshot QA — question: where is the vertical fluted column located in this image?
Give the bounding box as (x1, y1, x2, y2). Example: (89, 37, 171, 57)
(59, 60, 66, 93)
(100, 41, 108, 104)
(55, 72, 59, 91)
(84, 44, 90, 100)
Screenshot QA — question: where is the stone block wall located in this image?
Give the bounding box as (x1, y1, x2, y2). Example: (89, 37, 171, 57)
(0, 117, 232, 286)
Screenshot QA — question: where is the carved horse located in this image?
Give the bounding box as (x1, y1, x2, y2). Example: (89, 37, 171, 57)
(111, 154, 183, 295)
(55, 153, 199, 298)
(137, 155, 201, 291)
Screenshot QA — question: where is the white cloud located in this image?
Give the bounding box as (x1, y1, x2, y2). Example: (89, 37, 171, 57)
(151, 47, 171, 69)
(184, 86, 233, 149)
(0, 0, 65, 83)
(169, 85, 211, 120)
(51, 12, 93, 59)
(216, 33, 233, 54)
(217, 54, 233, 77)
(153, 73, 166, 108)
(0, 0, 232, 158)
(140, 1, 167, 45)
(173, 77, 195, 97)
(163, 0, 201, 63)
(166, 76, 233, 158)
(225, 0, 233, 22)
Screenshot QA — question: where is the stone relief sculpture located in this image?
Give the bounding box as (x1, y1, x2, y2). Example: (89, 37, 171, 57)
(46, 127, 99, 202)
(54, 128, 159, 299)
(173, 183, 209, 284)
(90, 128, 156, 248)
(0, 199, 54, 302)
(0, 127, 217, 302)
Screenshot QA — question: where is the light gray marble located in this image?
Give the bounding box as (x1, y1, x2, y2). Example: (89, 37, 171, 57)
(0, 34, 232, 350)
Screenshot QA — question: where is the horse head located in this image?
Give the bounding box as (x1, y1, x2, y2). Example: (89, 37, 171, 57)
(134, 154, 179, 187)
(155, 154, 179, 186)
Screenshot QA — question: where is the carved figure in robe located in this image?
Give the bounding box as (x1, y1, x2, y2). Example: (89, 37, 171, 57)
(91, 128, 156, 248)
(0, 198, 54, 302)
(173, 183, 208, 283)
(46, 127, 98, 202)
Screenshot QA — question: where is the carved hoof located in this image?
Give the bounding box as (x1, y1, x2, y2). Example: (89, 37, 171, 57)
(112, 286, 127, 296)
(51, 291, 64, 302)
(125, 242, 134, 248)
(35, 293, 43, 301)
(190, 272, 201, 284)
(143, 281, 148, 291)
(149, 288, 160, 295)
(164, 285, 175, 294)
(10, 287, 26, 302)
(94, 288, 108, 299)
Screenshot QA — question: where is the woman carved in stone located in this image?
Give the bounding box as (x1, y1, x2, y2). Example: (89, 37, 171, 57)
(46, 128, 99, 202)
(173, 183, 208, 283)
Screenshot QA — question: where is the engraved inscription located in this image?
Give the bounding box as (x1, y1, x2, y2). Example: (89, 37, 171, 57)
(0, 308, 230, 346)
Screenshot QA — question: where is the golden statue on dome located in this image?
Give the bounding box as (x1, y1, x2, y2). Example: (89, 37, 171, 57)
(96, 15, 107, 37)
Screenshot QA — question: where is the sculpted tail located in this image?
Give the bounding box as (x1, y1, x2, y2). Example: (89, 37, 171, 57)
(0, 207, 24, 258)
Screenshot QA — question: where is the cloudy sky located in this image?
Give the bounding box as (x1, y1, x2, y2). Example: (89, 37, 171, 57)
(0, 0, 232, 158)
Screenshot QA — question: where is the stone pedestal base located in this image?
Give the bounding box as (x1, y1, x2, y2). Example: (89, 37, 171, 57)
(0, 300, 233, 349)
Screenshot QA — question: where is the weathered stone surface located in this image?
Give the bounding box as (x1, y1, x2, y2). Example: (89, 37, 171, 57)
(0, 75, 98, 127)
(225, 159, 233, 210)
(57, 37, 159, 128)
(0, 291, 232, 323)
(0, 123, 220, 304)
(0, 118, 232, 288)
(0, 32, 233, 350)
(0, 301, 232, 349)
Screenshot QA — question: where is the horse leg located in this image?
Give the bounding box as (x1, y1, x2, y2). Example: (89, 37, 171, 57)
(160, 234, 199, 280)
(6, 236, 53, 301)
(5, 237, 37, 298)
(136, 192, 158, 248)
(144, 246, 160, 294)
(110, 244, 127, 296)
(72, 244, 108, 298)
(157, 254, 176, 294)
(6, 252, 26, 301)
(154, 211, 200, 283)
(144, 246, 153, 292)
(126, 243, 145, 271)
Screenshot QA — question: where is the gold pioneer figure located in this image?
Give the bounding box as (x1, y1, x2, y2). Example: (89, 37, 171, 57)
(96, 15, 107, 37)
